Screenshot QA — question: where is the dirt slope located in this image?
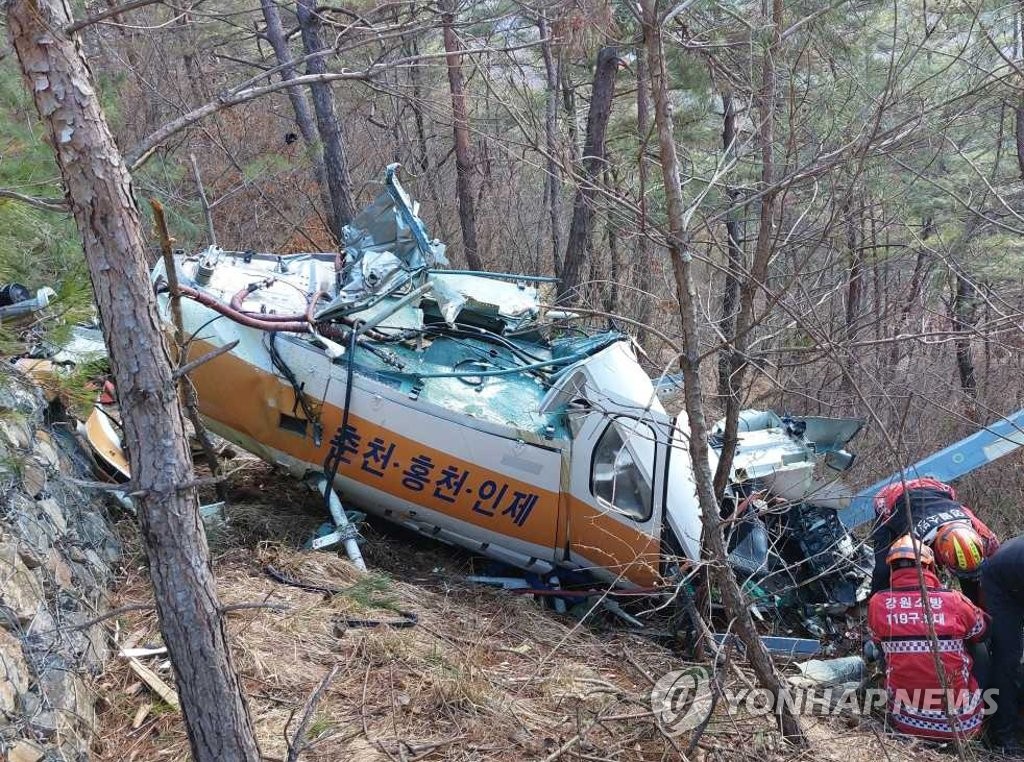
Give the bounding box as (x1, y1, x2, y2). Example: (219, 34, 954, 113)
(89, 462, 981, 762)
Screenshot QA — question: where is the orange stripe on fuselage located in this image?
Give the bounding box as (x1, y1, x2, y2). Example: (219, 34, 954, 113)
(568, 496, 663, 587)
(187, 338, 663, 585)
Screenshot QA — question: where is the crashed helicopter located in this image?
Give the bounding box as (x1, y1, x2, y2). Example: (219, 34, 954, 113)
(140, 165, 877, 638)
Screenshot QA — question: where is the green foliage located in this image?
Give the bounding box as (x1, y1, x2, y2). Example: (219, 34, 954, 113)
(0, 57, 94, 349)
(51, 356, 111, 419)
(343, 572, 401, 613)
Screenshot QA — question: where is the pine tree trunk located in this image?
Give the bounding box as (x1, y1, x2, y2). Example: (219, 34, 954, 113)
(260, 0, 333, 236)
(717, 91, 743, 399)
(560, 46, 619, 303)
(634, 46, 654, 347)
(640, 0, 805, 744)
(296, 0, 355, 238)
(5, 2, 260, 759)
(951, 271, 980, 421)
(441, 0, 483, 270)
(713, 0, 783, 499)
(538, 13, 563, 275)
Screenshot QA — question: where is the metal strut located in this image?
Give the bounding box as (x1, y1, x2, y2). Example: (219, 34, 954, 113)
(308, 473, 367, 571)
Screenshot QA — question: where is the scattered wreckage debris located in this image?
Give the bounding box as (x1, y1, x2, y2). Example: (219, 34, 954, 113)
(23, 164, 1024, 657)
(0, 282, 55, 323)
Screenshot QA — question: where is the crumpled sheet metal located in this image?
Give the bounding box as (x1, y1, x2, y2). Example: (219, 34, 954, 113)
(792, 656, 865, 687)
(342, 164, 448, 273)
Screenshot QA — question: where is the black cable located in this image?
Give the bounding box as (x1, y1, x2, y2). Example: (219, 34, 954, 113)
(264, 565, 417, 628)
(267, 332, 323, 446)
(322, 328, 359, 522)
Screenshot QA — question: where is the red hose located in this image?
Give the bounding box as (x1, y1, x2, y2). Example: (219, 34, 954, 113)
(177, 285, 311, 333)
(229, 285, 253, 312)
(229, 282, 311, 323)
(305, 290, 329, 324)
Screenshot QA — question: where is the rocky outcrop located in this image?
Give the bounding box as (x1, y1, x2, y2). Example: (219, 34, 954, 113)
(0, 376, 120, 761)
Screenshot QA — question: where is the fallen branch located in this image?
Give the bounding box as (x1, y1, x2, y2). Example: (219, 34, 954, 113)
(128, 656, 179, 708)
(286, 665, 339, 762)
(173, 340, 239, 379)
(0, 189, 67, 212)
(64, 0, 167, 33)
(37, 600, 289, 635)
(151, 197, 228, 503)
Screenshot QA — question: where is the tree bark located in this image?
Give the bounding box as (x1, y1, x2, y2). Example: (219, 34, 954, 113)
(407, 36, 451, 243)
(259, 0, 333, 234)
(640, 0, 805, 744)
(441, 0, 483, 270)
(603, 163, 620, 316)
(5, 2, 260, 759)
(634, 45, 654, 348)
(1017, 0, 1024, 178)
(951, 270, 980, 421)
(560, 45, 619, 303)
(296, 0, 355, 238)
(538, 13, 563, 275)
(713, 0, 783, 499)
(717, 91, 743, 399)
(840, 193, 862, 401)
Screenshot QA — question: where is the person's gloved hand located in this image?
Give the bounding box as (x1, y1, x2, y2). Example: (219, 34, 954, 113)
(863, 640, 881, 664)
(984, 535, 1000, 557)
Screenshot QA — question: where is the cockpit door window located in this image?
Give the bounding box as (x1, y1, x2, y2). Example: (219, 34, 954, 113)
(590, 417, 655, 522)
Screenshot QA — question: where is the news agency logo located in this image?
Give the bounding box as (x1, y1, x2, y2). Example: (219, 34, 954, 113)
(651, 668, 999, 736)
(651, 668, 714, 733)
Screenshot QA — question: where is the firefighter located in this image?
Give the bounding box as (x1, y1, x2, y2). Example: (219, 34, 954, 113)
(980, 534, 1024, 753)
(870, 477, 999, 604)
(867, 535, 989, 741)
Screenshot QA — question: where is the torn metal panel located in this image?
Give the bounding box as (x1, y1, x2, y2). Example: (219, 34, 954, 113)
(81, 407, 130, 481)
(51, 325, 106, 365)
(794, 656, 865, 686)
(0, 285, 54, 322)
(713, 633, 823, 659)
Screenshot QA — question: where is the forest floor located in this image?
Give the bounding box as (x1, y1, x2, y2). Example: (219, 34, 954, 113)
(90, 457, 994, 762)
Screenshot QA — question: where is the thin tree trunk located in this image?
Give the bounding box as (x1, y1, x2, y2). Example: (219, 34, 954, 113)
(841, 193, 862, 403)
(441, 0, 483, 270)
(871, 203, 882, 342)
(561, 57, 580, 164)
(560, 45, 619, 303)
(176, 9, 208, 104)
(5, 2, 260, 760)
(1017, 0, 1024, 178)
(406, 36, 451, 243)
(1019, 107, 1024, 178)
(296, 0, 355, 239)
(717, 91, 743, 399)
(634, 45, 654, 347)
(538, 13, 563, 275)
(713, 0, 783, 499)
(844, 198, 863, 339)
(639, 0, 805, 744)
(259, 0, 333, 235)
(951, 271, 980, 421)
(603, 163, 620, 316)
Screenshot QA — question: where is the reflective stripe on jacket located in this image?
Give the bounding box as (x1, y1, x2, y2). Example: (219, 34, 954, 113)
(867, 566, 989, 740)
